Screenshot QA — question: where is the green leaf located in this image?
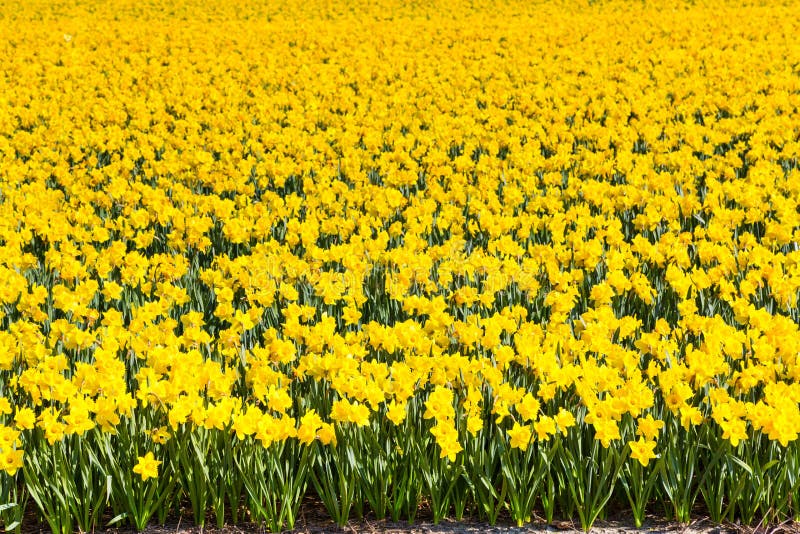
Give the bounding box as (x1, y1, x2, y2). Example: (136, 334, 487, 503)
(106, 513, 128, 527)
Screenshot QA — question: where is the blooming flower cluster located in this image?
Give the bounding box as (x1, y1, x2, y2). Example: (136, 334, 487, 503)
(1, 0, 800, 531)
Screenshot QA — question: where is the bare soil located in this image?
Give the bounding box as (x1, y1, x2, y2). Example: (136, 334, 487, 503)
(17, 497, 800, 534)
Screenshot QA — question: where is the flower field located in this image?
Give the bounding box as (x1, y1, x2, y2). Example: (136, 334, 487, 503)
(1, 0, 800, 531)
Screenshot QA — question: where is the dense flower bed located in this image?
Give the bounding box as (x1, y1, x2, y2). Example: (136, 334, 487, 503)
(1, 0, 800, 531)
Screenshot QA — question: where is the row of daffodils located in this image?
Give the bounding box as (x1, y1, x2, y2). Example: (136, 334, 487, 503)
(1, 0, 800, 531)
